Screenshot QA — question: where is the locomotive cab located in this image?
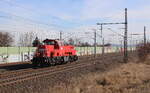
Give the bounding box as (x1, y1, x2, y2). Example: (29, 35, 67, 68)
(32, 39, 78, 67)
(43, 39, 60, 49)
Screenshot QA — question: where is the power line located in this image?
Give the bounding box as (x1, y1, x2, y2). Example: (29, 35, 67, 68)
(97, 8, 128, 63)
(0, 1, 65, 28)
(0, 10, 64, 29)
(0, 15, 60, 31)
(0, 0, 89, 28)
(0, 0, 126, 28)
(0, 0, 62, 20)
(0, 0, 33, 11)
(107, 28, 124, 37)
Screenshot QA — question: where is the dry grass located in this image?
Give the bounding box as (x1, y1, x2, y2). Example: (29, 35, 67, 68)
(137, 43, 150, 61)
(49, 62, 150, 93)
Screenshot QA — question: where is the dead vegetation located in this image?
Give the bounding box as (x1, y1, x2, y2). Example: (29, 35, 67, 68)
(137, 43, 150, 62)
(0, 32, 13, 47)
(49, 62, 150, 93)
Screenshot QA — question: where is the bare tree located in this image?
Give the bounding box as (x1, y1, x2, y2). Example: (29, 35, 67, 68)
(79, 42, 91, 47)
(19, 32, 36, 47)
(0, 32, 13, 47)
(64, 38, 90, 46)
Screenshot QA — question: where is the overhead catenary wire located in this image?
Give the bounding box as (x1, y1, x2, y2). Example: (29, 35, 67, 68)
(107, 28, 124, 37)
(0, 0, 125, 28)
(0, 0, 62, 21)
(0, 10, 64, 29)
(0, 2, 132, 58)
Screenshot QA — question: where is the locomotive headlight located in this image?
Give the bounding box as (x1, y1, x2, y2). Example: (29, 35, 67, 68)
(61, 47, 63, 50)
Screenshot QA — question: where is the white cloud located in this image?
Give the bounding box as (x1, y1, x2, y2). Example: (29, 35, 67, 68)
(1, 0, 150, 45)
(129, 6, 150, 20)
(79, 0, 122, 20)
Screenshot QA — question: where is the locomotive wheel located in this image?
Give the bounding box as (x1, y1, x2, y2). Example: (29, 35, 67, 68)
(47, 58, 51, 66)
(45, 57, 49, 66)
(39, 58, 44, 67)
(74, 55, 78, 61)
(68, 56, 71, 62)
(32, 55, 78, 67)
(62, 57, 66, 64)
(32, 59, 37, 67)
(63, 56, 69, 64)
(32, 58, 39, 67)
(55, 57, 59, 65)
(60, 57, 64, 64)
(51, 58, 56, 66)
(45, 57, 48, 64)
(69, 56, 74, 62)
(57, 57, 62, 65)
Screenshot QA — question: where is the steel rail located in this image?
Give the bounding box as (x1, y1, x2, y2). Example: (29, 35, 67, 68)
(0, 53, 123, 87)
(0, 57, 92, 79)
(0, 60, 94, 87)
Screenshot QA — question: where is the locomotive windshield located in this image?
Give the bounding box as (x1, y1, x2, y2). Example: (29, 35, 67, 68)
(44, 41, 55, 45)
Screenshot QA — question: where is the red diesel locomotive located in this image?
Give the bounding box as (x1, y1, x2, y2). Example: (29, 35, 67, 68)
(32, 39, 78, 67)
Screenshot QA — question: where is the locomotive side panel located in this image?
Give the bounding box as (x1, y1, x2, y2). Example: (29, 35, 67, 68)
(31, 39, 78, 67)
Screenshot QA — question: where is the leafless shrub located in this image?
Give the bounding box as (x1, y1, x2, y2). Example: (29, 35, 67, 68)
(136, 43, 150, 61)
(0, 32, 13, 47)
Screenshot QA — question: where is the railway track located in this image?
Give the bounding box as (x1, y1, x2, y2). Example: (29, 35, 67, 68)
(0, 55, 91, 67)
(0, 56, 93, 79)
(0, 62, 30, 67)
(0, 53, 124, 87)
(0, 59, 95, 87)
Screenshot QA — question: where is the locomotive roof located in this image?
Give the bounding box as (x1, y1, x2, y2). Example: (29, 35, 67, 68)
(43, 39, 64, 45)
(43, 39, 60, 42)
(43, 39, 61, 43)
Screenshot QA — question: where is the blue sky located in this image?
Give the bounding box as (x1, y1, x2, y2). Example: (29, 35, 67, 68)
(0, 0, 150, 28)
(0, 0, 150, 44)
